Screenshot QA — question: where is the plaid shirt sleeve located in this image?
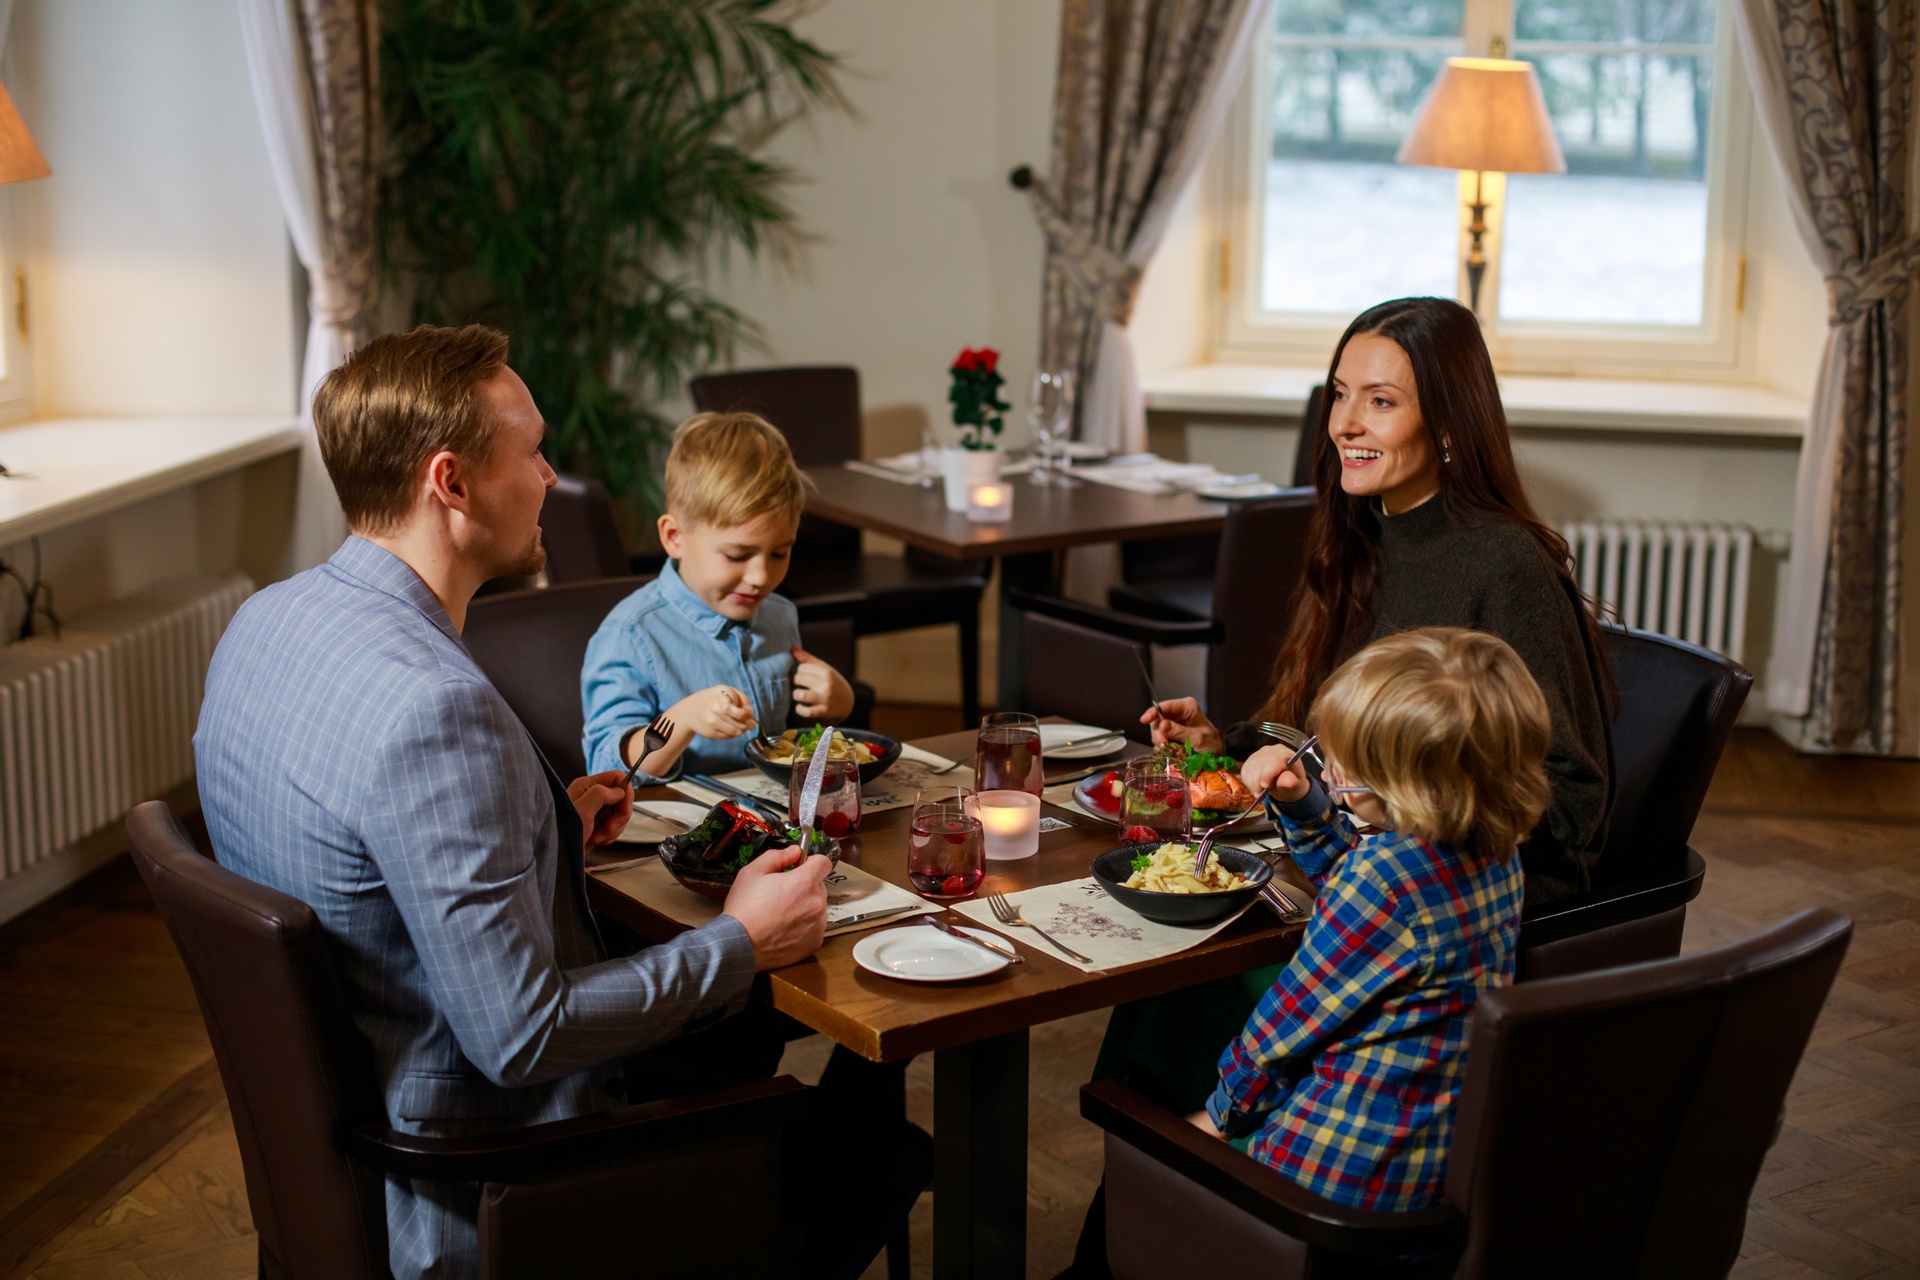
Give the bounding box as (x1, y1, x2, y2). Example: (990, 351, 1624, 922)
(1206, 844, 1421, 1135)
(1263, 781, 1360, 883)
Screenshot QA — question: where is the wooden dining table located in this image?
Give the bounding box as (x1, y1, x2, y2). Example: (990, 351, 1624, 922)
(804, 465, 1231, 710)
(586, 725, 1312, 1280)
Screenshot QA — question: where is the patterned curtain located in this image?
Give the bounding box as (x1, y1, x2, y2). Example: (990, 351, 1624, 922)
(239, 0, 379, 572)
(1019, 0, 1270, 452)
(1732, 0, 1916, 754)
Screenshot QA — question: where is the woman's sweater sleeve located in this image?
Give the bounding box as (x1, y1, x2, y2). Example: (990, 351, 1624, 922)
(1476, 541, 1614, 866)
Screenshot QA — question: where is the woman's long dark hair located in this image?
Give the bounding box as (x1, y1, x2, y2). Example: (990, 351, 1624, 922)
(1261, 296, 1606, 725)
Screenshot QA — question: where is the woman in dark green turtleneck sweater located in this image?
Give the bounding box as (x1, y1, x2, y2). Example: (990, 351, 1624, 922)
(1067, 297, 1614, 1278)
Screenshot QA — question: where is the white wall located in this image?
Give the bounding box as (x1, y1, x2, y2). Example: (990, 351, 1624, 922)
(708, 0, 1058, 454)
(12, 0, 295, 418)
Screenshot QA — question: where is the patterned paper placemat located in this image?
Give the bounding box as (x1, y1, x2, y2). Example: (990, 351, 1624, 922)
(591, 855, 938, 937)
(671, 744, 974, 816)
(949, 877, 1252, 974)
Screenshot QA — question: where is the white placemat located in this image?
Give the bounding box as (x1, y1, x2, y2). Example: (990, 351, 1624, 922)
(591, 855, 938, 937)
(670, 744, 974, 816)
(949, 876, 1253, 974)
(1066, 454, 1259, 496)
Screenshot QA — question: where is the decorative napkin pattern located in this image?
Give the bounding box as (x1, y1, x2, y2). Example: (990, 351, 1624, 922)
(672, 744, 974, 816)
(592, 855, 937, 937)
(948, 876, 1253, 974)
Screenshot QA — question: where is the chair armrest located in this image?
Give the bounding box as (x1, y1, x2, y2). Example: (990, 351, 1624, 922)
(1080, 1080, 1465, 1260)
(1108, 584, 1210, 624)
(1006, 588, 1223, 646)
(1518, 847, 1706, 950)
(347, 1075, 807, 1184)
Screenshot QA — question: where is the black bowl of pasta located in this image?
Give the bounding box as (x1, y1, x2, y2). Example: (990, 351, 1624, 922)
(1090, 842, 1273, 926)
(743, 726, 903, 787)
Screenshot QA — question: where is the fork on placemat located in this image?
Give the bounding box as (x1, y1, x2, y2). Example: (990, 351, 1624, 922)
(986, 893, 1095, 966)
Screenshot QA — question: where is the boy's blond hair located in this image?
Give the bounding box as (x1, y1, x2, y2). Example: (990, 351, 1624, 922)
(665, 412, 810, 529)
(1312, 627, 1552, 859)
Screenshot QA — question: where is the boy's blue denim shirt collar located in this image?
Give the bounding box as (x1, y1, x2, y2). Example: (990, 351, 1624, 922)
(658, 557, 749, 640)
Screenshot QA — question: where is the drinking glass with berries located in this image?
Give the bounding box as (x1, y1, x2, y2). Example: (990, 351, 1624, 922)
(975, 711, 1044, 795)
(1120, 756, 1190, 844)
(788, 754, 862, 838)
(908, 787, 984, 900)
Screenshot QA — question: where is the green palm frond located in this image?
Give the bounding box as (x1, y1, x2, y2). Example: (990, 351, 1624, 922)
(381, 0, 839, 513)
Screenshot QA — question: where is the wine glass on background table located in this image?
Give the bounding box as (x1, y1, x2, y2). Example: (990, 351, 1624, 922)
(1029, 367, 1076, 486)
(975, 712, 1044, 795)
(908, 787, 984, 900)
(788, 754, 862, 838)
(1121, 756, 1191, 844)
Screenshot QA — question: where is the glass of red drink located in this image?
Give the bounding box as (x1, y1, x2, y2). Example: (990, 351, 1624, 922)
(1120, 756, 1190, 843)
(908, 788, 983, 900)
(975, 712, 1044, 795)
(788, 754, 862, 838)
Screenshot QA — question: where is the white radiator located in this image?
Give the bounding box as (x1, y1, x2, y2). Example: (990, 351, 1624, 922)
(1561, 521, 1753, 663)
(0, 574, 251, 880)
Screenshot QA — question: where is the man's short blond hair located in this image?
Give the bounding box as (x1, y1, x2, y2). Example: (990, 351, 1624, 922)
(312, 324, 511, 534)
(665, 412, 809, 530)
(1312, 627, 1552, 859)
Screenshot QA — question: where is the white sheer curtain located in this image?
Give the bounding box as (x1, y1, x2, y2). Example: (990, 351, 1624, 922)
(237, 0, 372, 572)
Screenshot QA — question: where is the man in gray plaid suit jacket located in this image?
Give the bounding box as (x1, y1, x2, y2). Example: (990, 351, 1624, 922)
(194, 326, 885, 1279)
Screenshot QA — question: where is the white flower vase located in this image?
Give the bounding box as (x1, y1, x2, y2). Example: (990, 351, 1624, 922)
(941, 444, 1001, 513)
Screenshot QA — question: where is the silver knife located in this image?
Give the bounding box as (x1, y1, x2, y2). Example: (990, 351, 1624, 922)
(925, 915, 1024, 963)
(796, 726, 837, 848)
(830, 903, 921, 928)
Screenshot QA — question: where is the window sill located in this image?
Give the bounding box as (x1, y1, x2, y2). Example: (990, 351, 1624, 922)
(1142, 365, 1809, 440)
(0, 415, 302, 545)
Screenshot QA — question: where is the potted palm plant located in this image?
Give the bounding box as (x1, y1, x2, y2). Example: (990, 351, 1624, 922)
(380, 0, 839, 519)
(942, 346, 1010, 512)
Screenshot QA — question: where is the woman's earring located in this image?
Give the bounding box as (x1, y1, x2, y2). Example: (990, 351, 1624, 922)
(1442, 440, 1452, 464)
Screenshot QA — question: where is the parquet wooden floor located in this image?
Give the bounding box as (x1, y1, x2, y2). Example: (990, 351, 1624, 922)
(0, 726, 1915, 1279)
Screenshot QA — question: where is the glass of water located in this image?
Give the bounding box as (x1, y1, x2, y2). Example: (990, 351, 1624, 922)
(1029, 367, 1076, 485)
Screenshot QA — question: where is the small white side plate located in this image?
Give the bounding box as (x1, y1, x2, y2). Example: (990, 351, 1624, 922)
(613, 800, 710, 844)
(852, 924, 1012, 982)
(1199, 480, 1286, 501)
(1039, 722, 1126, 760)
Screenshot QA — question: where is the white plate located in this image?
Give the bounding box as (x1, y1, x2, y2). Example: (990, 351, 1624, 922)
(1059, 441, 1110, 461)
(613, 800, 711, 844)
(1039, 722, 1127, 760)
(1199, 480, 1287, 501)
(852, 924, 1012, 982)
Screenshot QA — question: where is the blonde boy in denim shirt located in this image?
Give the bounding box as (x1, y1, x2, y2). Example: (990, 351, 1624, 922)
(582, 413, 855, 782)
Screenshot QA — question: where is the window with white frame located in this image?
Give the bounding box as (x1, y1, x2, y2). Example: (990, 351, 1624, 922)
(1221, 0, 1749, 375)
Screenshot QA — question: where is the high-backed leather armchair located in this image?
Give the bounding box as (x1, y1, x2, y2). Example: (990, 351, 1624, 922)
(126, 801, 805, 1280)
(1087, 908, 1850, 1279)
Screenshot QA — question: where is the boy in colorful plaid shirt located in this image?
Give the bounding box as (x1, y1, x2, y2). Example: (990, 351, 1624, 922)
(1198, 626, 1552, 1211)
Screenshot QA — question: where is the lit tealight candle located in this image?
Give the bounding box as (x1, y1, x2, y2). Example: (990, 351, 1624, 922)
(966, 481, 1014, 523)
(975, 789, 1040, 859)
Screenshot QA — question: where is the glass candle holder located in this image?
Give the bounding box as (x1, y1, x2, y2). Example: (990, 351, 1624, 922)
(976, 789, 1040, 860)
(966, 481, 1014, 523)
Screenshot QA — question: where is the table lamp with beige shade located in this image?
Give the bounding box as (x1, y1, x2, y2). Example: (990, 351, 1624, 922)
(1397, 56, 1564, 317)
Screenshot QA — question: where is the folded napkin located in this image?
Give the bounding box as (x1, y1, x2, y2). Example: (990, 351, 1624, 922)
(949, 876, 1253, 974)
(593, 855, 938, 937)
(1066, 454, 1261, 495)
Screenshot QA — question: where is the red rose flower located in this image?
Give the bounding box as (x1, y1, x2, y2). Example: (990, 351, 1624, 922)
(976, 348, 1000, 373)
(952, 347, 981, 372)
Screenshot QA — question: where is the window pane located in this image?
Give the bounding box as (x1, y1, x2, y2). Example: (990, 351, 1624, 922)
(1502, 0, 1716, 326)
(1263, 0, 1464, 315)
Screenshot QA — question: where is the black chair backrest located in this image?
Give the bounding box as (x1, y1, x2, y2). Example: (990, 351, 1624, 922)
(1290, 384, 1325, 489)
(542, 474, 632, 584)
(1205, 492, 1318, 729)
(1445, 907, 1849, 1277)
(126, 802, 389, 1280)
(1596, 624, 1751, 884)
(689, 366, 863, 557)
(464, 579, 647, 780)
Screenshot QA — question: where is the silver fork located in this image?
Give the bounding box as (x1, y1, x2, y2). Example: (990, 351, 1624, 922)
(1193, 798, 1264, 877)
(987, 893, 1095, 965)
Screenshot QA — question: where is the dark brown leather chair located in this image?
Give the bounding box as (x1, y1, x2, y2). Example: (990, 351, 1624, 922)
(1086, 907, 1851, 1280)
(1516, 624, 1751, 979)
(689, 365, 988, 724)
(1013, 491, 1317, 738)
(126, 800, 804, 1280)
